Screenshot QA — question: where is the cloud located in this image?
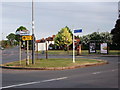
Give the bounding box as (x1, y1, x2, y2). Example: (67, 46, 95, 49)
(1, 2, 118, 40)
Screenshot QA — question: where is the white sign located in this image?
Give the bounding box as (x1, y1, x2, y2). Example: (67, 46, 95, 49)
(89, 43, 96, 53)
(15, 30, 30, 36)
(100, 43, 108, 54)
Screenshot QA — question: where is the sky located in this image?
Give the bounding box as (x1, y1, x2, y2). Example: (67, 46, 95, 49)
(1, 0, 119, 40)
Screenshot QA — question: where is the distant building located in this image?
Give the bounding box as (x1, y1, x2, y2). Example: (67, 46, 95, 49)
(35, 35, 55, 51)
(35, 35, 81, 51)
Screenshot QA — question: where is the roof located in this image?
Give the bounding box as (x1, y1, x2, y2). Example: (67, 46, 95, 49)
(36, 35, 55, 43)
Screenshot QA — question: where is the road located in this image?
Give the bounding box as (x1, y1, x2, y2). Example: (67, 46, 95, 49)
(1, 47, 119, 89)
(1, 46, 26, 64)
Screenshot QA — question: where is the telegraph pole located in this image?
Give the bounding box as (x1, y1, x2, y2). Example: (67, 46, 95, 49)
(32, 0, 35, 64)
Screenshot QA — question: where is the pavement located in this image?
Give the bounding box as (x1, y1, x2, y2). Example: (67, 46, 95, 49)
(1, 47, 119, 89)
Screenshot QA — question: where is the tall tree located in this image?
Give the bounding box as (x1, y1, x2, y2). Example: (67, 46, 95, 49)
(6, 33, 16, 46)
(54, 27, 72, 50)
(80, 32, 112, 44)
(15, 26, 28, 42)
(111, 19, 120, 46)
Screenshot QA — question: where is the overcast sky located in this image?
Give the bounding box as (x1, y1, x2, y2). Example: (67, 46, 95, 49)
(1, 1, 119, 40)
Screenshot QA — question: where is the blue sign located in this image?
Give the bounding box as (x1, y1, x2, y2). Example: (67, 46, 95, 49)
(74, 29, 82, 33)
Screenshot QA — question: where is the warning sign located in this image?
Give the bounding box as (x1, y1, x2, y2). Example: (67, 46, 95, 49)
(22, 36, 33, 41)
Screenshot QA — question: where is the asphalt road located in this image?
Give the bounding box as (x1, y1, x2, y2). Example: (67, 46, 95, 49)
(2, 46, 26, 64)
(1, 47, 119, 89)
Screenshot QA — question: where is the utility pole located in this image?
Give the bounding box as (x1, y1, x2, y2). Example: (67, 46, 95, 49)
(32, 0, 35, 64)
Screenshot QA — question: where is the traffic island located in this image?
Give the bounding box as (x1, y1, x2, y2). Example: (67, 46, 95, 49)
(1, 58, 108, 70)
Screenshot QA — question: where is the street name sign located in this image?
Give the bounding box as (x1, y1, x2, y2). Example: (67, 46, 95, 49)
(22, 35, 33, 41)
(74, 29, 82, 33)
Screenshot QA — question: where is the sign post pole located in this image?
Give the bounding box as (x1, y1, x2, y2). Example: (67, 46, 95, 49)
(46, 41, 48, 59)
(26, 40, 29, 65)
(73, 29, 82, 63)
(73, 33, 75, 63)
(19, 39, 21, 65)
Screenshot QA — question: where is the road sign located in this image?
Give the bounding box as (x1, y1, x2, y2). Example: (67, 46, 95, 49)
(74, 29, 82, 33)
(16, 30, 30, 36)
(22, 35, 33, 41)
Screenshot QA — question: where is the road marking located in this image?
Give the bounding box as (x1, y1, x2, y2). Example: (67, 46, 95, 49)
(92, 69, 118, 75)
(92, 72, 101, 74)
(111, 69, 118, 72)
(2, 77, 68, 89)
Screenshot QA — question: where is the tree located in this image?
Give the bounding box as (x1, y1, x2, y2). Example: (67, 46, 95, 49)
(6, 33, 16, 46)
(54, 27, 72, 51)
(111, 19, 120, 46)
(79, 32, 112, 50)
(100, 32, 112, 43)
(15, 26, 28, 42)
(0, 40, 10, 48)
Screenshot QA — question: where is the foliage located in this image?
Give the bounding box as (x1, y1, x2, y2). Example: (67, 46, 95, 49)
(16, 26, 27, 32)
(0, 40, 10, 48)
(79, 32, 112, 50)
(80, 32, 112, 44)
(6, 33, 16, 46)
(54, 26, 72, 50)
(111, 19, 120, 46)
(15, 26, 28, 42)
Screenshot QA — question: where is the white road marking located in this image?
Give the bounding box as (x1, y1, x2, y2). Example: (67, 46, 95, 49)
(111, 69, 118, 72)
(92, 69, 118, 75)
(2, 77, 68, 89)
(92, 72, 101, 74)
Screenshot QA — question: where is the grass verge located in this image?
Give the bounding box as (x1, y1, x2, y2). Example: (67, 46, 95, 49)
(3, 58, 105, 68)
(38, 50, 120, 55)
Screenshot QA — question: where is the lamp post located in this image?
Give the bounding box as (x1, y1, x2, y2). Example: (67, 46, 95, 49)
(32, 0, 35, 64)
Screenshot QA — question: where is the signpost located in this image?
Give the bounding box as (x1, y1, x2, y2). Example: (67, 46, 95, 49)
(22, 35, 33, 41)
(19, 39, 21, 65)
(16, 30, 30, 36)
(89, 43, 96, 54)
(73, 29, 82, 63)
(100, 43, 108, 54)
(16, 29, 31, 65)
(22, 35, 33, 65)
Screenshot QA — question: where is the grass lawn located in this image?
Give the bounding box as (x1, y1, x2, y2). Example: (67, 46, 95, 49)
(4, 58, 105, 68)
(38, 50, 120, 55)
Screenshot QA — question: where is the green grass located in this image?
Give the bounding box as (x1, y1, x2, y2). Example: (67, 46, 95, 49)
(4, 58, 104, 68)
(38, 50, 120, 55)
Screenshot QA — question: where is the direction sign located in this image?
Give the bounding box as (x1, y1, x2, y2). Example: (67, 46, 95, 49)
(16, 30, 30, 36)
(22, 35, 33, 41)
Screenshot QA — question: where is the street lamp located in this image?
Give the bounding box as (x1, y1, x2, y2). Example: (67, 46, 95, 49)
(32, 0, 35, 64)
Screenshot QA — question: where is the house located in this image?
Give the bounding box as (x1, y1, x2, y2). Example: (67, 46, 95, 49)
(35, 35, 81, 51)
(35, 35, 55, 51)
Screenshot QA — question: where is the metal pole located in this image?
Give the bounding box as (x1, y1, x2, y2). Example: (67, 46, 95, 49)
(73, 33, 75, 63)
(19, 39, 21, 65)
(26, 40, 29, 65)
(46, 41, 48, 59)
(32, 0, 35, 64)
(36, 43, 38, 60)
